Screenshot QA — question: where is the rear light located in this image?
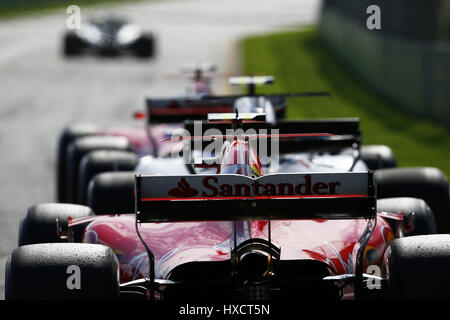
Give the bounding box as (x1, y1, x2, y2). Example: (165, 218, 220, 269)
(133, 111, 145, 120)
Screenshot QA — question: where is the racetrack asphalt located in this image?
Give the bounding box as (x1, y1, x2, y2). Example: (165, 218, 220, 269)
(0, 0, 321, 299)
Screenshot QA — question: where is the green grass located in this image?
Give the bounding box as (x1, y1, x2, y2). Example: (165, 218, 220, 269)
(241, 28, 450, 179)
(0, 0, 148, 19)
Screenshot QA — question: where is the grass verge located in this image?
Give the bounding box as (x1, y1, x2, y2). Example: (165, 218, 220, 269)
(241, 28, 450, 179)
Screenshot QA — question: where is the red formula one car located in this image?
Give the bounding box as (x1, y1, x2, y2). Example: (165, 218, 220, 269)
(6, 115, 450, 300)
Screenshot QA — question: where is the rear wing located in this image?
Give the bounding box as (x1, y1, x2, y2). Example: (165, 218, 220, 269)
(135, 172, 376, 223)
(184, 118, 360, 135)
(183, 118, 361, 154)
(180, 63, 217, 73)
(228, 76, 274, 86)
(145, 96, 289, 123)
(145, 98, 236, 123)
(207, 112, 266, 122)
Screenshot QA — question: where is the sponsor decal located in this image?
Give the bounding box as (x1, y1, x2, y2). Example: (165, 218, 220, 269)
(141, 173, 366, 201)
(200, 175, 341, 198)
(168, 177, 198, 197)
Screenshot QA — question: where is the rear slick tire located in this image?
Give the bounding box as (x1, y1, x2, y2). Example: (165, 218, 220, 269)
(375, 167, 450, 233)
(87, 171, 135, 215)
(377, 197, 436, 236)
(57, 123, 99, 203)
(385, 235, 450, 299)
(78, 150, 138, 204)
(66, 136, 131, 203)
(360, 145, 396, 170)
(18, 203, 94, 246)
(5, 243, 120, 300)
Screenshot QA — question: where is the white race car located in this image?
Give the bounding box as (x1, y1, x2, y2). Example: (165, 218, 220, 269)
(62, 14, 155, 58)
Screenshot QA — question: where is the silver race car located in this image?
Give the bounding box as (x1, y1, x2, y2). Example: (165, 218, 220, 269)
(62, 14, 155, 58)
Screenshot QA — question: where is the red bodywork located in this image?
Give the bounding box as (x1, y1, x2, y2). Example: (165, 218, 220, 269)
(100, 124, 182, 157)
(77, 133, 394, 294)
